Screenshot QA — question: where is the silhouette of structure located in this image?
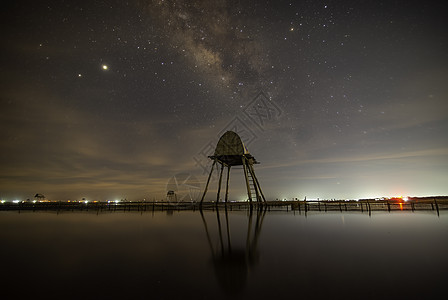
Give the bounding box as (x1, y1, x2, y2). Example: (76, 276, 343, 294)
(199, 206, 266, 295)
(166, 173, 201, 202)
(200, 131, 266, 204)
(34, 193, 46, 202)
(166, 190, 177, 203)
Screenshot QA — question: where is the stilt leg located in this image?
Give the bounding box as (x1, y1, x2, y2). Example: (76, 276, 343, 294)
(225, 166, 231, 203)
(200, 160, 217, 206)
(217, 163, 224, 203)
(249, 164, 266, 203)
(242, 158, 252, 204)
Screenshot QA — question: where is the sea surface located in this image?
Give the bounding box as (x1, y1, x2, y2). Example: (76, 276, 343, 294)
(1, 208, 447, 299)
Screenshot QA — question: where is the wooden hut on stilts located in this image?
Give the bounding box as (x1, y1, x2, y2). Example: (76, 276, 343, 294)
(200, 131, 266, 206)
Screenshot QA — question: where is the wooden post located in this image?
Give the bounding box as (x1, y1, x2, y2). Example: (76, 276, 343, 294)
(225, 166, 231, 203)
(248, 164, 266, 203)
(242, 158, 252, 204)
(200, 159, 217, 206)
(217, 163, 224, 203)
(247, 164, 261, 203)
(434, 198, 439, 216)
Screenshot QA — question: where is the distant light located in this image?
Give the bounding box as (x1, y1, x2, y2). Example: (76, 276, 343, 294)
(13, 200, 21, 203)
(114, 200, 120, 204)
(102, 64, 108, 70)
(403, 196, 409, 201)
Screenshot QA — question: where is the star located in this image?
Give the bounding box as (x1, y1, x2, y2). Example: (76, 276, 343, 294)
(102, 64, 109, 70)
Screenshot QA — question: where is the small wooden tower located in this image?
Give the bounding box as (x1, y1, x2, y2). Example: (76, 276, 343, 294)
(166, 190, 177, 203)
(200, 131, 266, 204)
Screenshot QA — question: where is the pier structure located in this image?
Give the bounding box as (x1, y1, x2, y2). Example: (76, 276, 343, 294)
(1, 198, 447, 214)
(200, 131, 266, 205)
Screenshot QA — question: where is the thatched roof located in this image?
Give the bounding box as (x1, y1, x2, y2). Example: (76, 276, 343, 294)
(210, 131, 256, 166)
(214, 131, 249, 156)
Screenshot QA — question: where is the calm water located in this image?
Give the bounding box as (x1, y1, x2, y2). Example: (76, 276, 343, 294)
(1, 208, 447, 299)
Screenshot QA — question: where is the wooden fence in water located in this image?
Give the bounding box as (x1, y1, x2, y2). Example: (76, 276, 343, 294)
(1, 198, 447, 215)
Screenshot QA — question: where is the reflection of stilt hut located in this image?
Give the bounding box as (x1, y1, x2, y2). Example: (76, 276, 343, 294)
(200, 131, 266, 204)
(200, 206, 266, 295)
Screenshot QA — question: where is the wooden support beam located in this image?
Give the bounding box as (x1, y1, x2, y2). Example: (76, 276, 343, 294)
(242, 158, 252, 204)
(248, 163, 266, 203)
(225, 166, 231, 203)
(217, 163, 224, 203)
(200, 159, 217, 205)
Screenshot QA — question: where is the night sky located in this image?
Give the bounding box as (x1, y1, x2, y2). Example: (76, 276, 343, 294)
(1, 0, 447, 201)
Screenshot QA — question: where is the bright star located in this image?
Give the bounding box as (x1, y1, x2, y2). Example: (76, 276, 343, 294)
(102, 64, 108, 70)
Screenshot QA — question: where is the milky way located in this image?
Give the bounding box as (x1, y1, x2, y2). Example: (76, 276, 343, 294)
(146, 1, 271, 88)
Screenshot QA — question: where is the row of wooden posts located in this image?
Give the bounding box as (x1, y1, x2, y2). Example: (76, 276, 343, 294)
(1, 199, 444, 216)
(288, 199, 442, 216)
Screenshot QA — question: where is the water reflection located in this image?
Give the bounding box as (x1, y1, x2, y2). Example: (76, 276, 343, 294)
(200, 206, 266, 295)
(0, 209, 446, 299)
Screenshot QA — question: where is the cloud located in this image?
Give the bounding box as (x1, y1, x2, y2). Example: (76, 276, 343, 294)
(0, 85, 203, 200)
